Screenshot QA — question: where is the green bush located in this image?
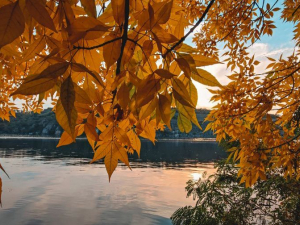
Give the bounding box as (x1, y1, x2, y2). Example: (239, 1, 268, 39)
(171, 160, 300, 225)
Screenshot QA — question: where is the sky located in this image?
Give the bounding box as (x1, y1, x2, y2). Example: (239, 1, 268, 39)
(13, 0, 296, 110)
(191, 0, 296, 109)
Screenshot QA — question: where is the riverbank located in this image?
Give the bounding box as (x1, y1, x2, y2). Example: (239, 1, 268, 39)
(0, 135, 217, 142)
(0, 108, 216, 139)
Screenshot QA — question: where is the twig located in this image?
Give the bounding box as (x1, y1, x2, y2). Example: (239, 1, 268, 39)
(162, 0, 215, 58)
(73, 37, 122, 50)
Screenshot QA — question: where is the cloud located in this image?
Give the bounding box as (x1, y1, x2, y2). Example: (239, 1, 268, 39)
(195, 42, 296, 109)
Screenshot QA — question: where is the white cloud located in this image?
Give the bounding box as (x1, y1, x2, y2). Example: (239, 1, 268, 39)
(195, 42, 296, 109)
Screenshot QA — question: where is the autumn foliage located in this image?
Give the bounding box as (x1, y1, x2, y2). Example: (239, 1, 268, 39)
(0, 0, 299, 199)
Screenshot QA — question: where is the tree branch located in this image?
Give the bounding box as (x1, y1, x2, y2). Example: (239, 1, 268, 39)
(112, 0, 130, 100)
(162, 0, 215, 58)
(116, 0, 130, 75)
(73, 37, 122, 50)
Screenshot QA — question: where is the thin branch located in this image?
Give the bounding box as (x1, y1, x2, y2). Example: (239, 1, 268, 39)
(292, 3, 300, 17)
(162, 0, 216, 58)
(116, 0, 130, 76)
(73, 37, 122, 50)
(258, 133, 300, 151)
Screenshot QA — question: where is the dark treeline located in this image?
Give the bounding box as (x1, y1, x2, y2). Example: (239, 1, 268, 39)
(0, 108, 215, 139)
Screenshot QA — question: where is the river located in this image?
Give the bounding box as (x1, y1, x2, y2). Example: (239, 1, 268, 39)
(0, 138, 225, 225)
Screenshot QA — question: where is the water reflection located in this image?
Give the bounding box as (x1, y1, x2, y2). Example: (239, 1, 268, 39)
(0, 138, 226, 166)
(0, 138, 225, 225)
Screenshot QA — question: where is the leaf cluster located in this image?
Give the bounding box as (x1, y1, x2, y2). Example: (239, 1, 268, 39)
(0, 0, 222, 182)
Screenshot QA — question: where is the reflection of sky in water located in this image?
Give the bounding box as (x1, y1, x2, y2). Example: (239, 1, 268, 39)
(0, 138, 224, 225)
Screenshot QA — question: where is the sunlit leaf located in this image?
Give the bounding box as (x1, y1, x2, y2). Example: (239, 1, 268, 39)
(11, 62, 69, 96)
(56, 76, 77, 139)
(192, 69, 222, 87)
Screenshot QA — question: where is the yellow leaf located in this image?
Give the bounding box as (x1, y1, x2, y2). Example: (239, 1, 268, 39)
(191, 54, 219, 67)
(84, 113, 99, 141)
(177, 44, 197, 53)
(80, 0, 97, 18)
(154, 69, 176, 79)
(111, 0, 125, 25)
(157, 94, 172, 129)
(127, 130, 141, 157)
(11, 62, 69, 96)
(22, 36, 46, 62)
(56, 76, 77, 139)
(177, 113, 192, 133)
(152, 0, 173, 25)
(192, 69, 222, 87)
(177, 102, 201, 129)
(74, 84, 92, 105)
(104, 141, 130, 181)
(57, 131, 75, 147)
(69, 17, 109, 43)
(103, 33, 122, 69)
(122, 33, 137, 64)
(139, 97, 158, 120)
(0, 2, 25, 48)
(152, 25, 178, 43)
(139, 120, 156, 143)
(188, 80, 198, 106)
(100, 125, 114, 141)
(97, 4, 115, 24)
(117, 82, 130, 110)
(12, 77, 57, 96)
(114, 142, 130, 167)
(115, 126, 131, 147)
(92, 141, 112, 162)
(176, 57, 192, 77)
(142, 40, 153, 64)
(104, 145, 119, 181)
(136, 77, 160, 107)
(71, 63, 104, 87)
(25, 0, 56, 32)
(172, 78, 195, 108)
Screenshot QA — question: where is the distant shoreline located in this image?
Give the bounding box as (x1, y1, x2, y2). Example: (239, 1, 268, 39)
(0, 135, 217, 143)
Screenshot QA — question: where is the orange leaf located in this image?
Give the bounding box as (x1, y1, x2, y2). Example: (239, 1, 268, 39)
(103, 33, 122, 69)
(80, 0, 97, 18)
(11, 62, 69, 96)
(84, 113, 99, 141)
(26, 0, 56, 32)
(56, 76, 77, 139)
(155, 69, 176, 79)
(0, 2, 25, 48)
(111, 0, 125, 25)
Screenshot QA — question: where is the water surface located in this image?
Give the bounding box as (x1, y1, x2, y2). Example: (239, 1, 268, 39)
(0, 138, 225, 225)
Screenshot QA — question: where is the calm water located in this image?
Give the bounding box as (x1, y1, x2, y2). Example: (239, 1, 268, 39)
(0, 138, 225, 225)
